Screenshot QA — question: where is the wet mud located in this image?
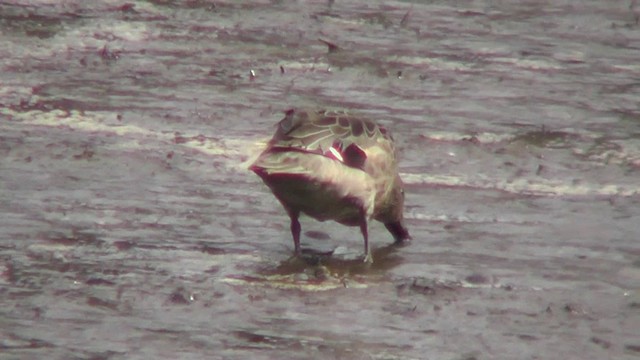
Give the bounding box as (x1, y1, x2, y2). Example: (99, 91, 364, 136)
(1, 1, 639, 359)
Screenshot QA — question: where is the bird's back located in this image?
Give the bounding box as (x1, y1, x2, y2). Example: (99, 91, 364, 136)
(264, 108, 398, 175)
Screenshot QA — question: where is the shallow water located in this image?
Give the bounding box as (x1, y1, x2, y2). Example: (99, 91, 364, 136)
(1, 1, 639, 359)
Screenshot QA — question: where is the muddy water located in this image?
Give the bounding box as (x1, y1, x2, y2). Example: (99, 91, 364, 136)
(1, 1, 639, 359)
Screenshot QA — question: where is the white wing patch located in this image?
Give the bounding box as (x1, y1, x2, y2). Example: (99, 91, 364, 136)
(327, 146, 344, 162)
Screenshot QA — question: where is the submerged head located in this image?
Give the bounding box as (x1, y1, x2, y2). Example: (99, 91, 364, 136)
(376, 175, 411, 243)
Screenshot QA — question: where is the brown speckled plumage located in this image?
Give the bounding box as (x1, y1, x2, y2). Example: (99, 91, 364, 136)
(250, 108, 410, 262)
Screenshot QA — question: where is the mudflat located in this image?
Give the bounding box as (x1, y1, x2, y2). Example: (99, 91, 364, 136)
(1, 1, 639, 359)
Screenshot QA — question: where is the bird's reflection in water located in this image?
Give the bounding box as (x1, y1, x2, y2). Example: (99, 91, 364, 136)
(266, 241, 409, 279)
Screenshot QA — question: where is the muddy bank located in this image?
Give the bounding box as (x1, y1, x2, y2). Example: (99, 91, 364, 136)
(1, 1, 639, 359)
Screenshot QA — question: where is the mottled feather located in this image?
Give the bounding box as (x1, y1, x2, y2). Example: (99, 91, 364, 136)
(250, 108, 410, 261)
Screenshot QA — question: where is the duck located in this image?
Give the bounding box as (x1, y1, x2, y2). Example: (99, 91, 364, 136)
(249, 108, 410, 262)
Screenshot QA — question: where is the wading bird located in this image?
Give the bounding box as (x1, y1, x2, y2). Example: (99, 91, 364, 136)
(250, 108, 410, 262)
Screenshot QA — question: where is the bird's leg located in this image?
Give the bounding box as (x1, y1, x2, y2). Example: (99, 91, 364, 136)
(358, 209, 372, 263)
(288, 210, 301, 256)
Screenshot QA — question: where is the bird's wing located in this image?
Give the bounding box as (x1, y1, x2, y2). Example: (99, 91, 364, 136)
(267, 108, 396, 170)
